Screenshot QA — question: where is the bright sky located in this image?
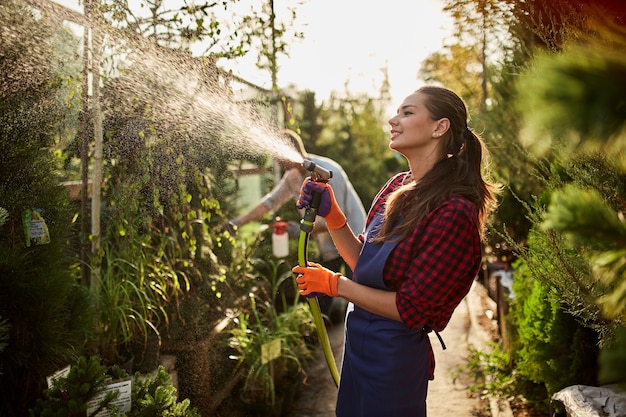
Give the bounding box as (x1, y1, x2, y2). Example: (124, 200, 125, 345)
(52, 0, 453, 115)
(223, 0, 454, 114)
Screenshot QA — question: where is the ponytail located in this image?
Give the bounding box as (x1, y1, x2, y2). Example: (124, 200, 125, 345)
(460, 127, 498, 234)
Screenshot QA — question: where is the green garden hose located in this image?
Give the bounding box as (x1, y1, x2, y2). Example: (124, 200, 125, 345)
(297, 162, 340, 387)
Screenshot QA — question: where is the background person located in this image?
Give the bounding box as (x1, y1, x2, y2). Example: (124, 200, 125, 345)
(293, 86, 500, 417)
(230, 129, 366, 323)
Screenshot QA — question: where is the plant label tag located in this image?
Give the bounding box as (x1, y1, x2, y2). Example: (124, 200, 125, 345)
(29, 220, 46, 239)
(46, 365, 71, 388)
(87, 379, 132, 417)
(261, 339, 282, 364)
(22, 208, 50, 246)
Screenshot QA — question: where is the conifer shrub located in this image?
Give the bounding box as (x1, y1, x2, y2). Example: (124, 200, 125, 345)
(509, 257, 599, 396)
(30, 355, 200, 417)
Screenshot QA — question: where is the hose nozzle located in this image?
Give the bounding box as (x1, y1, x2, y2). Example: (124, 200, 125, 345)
(302, 159, 332, 182)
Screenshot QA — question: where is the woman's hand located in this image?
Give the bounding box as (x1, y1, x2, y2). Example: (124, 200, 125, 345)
(296, 179, 347, 230)
(292, 262, 341, 297)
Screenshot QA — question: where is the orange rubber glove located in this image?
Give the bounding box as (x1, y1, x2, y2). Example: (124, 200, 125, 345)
(292, 262, 341, 298)
(296, 179, 347, 230)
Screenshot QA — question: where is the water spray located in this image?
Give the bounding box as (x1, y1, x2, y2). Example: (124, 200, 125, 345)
(30, 0, 339, 390)
(296, 159, 340, 387)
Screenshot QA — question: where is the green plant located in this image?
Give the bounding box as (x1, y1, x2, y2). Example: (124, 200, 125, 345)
(90, 245, 162, 367)
(227, 258, 315, 408)
(29, 356, 124, 417)
(456, 342, 552, 415)
(0, 208, 8, 227)
(127, 366, 200, 417)
(509, 21, 626, 391)
(510, 258, 599, 395)
(456, 342, 519, 402)
(29, 355, 199, 417)
(0, 2, 95, 414)
(0, 316, 9, 372)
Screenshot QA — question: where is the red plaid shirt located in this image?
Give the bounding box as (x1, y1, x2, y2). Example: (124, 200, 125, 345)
(361, 172, 482, 377)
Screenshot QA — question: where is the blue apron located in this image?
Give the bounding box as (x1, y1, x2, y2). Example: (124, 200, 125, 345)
(336, 213, 430, 417)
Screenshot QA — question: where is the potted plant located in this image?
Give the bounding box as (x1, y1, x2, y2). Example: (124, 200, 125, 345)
(227, 259, 315, 415)
(29, 355, 199, 416)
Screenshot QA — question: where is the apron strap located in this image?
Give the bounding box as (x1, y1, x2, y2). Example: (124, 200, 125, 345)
(423, 325, 446, 350)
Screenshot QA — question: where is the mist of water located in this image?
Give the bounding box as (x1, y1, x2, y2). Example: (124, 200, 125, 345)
(37, 2, 304, 166)
(110, 39, 304, 165)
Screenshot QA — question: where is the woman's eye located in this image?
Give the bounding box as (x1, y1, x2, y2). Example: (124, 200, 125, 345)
(403, 111, 413, 116)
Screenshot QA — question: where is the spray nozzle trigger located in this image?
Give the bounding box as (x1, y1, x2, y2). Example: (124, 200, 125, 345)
(302, 159, 332, 183)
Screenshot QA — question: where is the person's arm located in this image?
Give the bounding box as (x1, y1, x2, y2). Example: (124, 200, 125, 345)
(325, 170, 366, 270)
(293, 262, 401, 321)
(327, 224, 363, 272)
(233, 168, 302, 226)
(337, 276, 401, 321)
(232, 202, 270, 226)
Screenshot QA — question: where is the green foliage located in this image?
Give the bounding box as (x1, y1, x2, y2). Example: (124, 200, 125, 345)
(90, 245, 162, 366)
(239, 0, 303, 87)
(542, 185, 626, 251)
(0, 220, 94, 415)
(0, 208, 8, 227)
(227, 258, 315, 407)
(598, 326, 626, 387)
(458, 342, 518, 401)
(128, 367, 200, 417)
(508, 0, 596, 52)
(30, 355, 199, 417)
(297, 90, 399, 206)
(510, 258, 599, 396)
(104, 0, 248, 59)
(505, 197, 602, 331)
(0, 316, 9, 372)
(497, 155, 624, 399)
(458, 341, 557, 414)
(508, 13, 626, 318)
(516, 43, 626, 158)
(460, 256, 599, 414)
(560, 153, 626, 214)
(30, 356, 119, 417)
(542, 184, 626, 320)
(0, 2, 95, 415)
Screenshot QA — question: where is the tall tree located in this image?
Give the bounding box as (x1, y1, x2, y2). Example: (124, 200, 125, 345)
(104, 0, 248, 57)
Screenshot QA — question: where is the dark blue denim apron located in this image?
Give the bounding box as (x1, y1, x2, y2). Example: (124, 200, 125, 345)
(336, 213, 430, 417)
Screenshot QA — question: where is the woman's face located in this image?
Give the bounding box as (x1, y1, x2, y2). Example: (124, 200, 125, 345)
(388, 92, 444, 158)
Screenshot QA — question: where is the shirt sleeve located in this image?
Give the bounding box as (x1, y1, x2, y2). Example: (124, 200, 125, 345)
(394, 200, 481, 331)
(260, 168, 303, 212)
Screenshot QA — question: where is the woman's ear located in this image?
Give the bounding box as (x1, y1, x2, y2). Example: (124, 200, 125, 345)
(432, 118, 450, 138)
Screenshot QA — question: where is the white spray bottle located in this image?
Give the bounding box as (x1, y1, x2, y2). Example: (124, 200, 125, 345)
(270, 217, 289, 258)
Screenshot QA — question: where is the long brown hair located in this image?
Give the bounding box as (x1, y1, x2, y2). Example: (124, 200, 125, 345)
(374, 86, 500, 242)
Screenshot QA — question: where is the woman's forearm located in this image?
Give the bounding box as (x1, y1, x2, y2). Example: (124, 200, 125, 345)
(328, 224, 363, 271)
(337, 276, 402, 321)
